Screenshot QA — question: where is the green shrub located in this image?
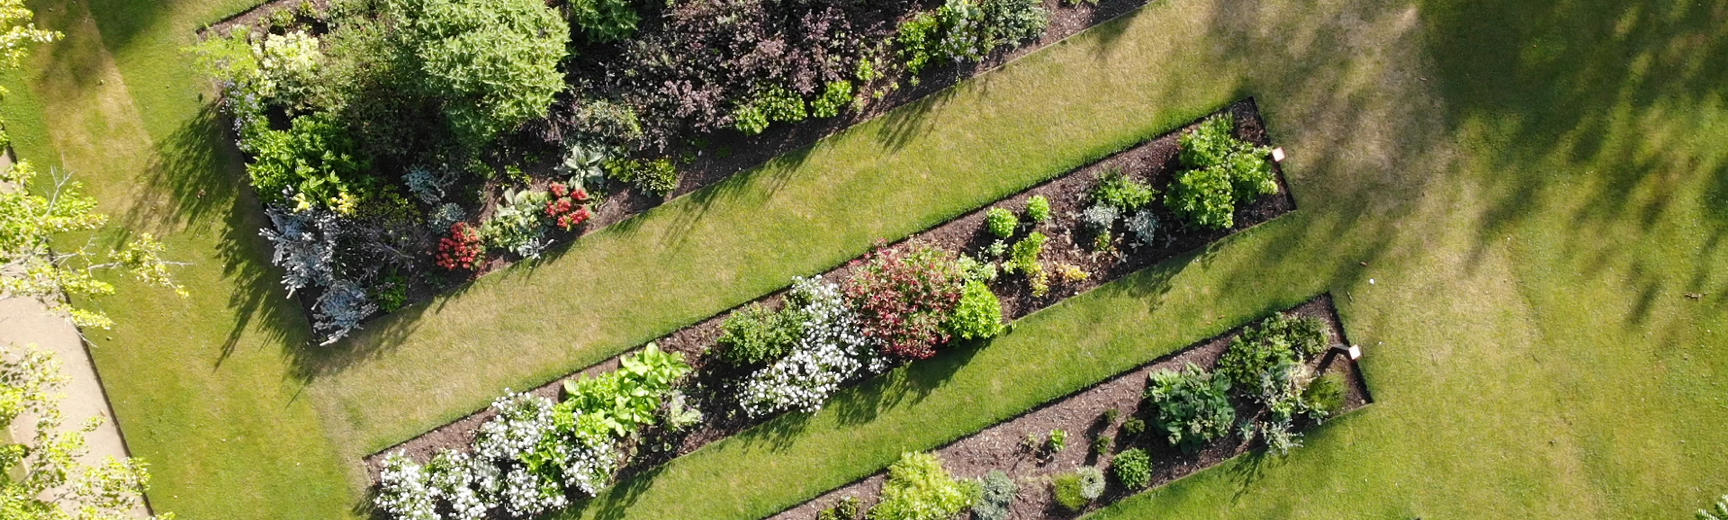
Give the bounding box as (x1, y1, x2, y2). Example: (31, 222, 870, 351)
(732, 85, 807, 135)
(945, 280, 1005, 341)
(1005, 232, 1048, 296)
(241, 113, 375, 214)
(985, 207, 1018, 238)
(1143, 364, 1235, 452)
(870, 452, 975, 520)
(1025, 195, 1051, 222)
(605, 157, 679, 197)
(896, 12, 943, 76)
(1050, 466, 1104, 512)
(1090, 434, 1113, 457)
(482, 188, 551, 258)
(1102, 408, 1120, 425)
(810, 80, 854, 118)
(1302, 373, 1347, 418)
(971, 471, 1017, 520)
(1046, 428, 1068, 454)
(1091, 167, 1156, 210)
(1111, 448, 1153, 489)
(1240, 313, 1330, 358)
(1165, 114, 1277, 229)
(1121, 417, 1146, 440)
(560, 342, 691, 438)
(391, 0, 570, 147)
(715, 303, 804, 366)
(816, 496, 860, 520)
(1165, 166, 1235, 229)
(1217, 313, 1327, 393)
(567, 0, 639, 42)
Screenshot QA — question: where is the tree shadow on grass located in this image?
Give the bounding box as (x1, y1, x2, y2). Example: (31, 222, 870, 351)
(118, 102, 311, 368)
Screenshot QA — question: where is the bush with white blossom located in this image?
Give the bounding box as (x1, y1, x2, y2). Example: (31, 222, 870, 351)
(738, 276, 888, 417)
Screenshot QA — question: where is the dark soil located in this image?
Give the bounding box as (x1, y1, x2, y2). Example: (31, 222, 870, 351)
(767, 296, 1373, 520)
(206, 0, 1175, 331)
(362, 99, 1296, 481)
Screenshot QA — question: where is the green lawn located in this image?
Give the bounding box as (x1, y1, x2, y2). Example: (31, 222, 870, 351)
(4, 0, 1726, 518)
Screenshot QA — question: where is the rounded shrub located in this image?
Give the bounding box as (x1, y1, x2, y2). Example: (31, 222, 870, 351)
(985, 207, 1018, 238)
(715, 303, 804, 366)
(1025, 195, 1052, 222)
(945, 280, 1005, 341)
(1051, 466, 1105, 512)
(1111, 448, 1153, 489)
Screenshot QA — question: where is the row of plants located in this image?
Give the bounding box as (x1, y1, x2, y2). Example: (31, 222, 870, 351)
(373, 343, 696, 519)
(796, 309, 1358, 520)
(365, 104, 1291, 519)
(191, 0, 1073, 344)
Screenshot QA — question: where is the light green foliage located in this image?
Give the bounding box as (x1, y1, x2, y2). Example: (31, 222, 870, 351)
(1004, 231, 1048, 296)
(481, 188, 551, 258)
(733, 85, 808, 135)
(391, 0, 570, 146)
(1024, 195, 1051, 222)
(1, 345, 170, 520)
(1046, 428, 1067, 454)
(0, 164, 185, 329)
(241, 113, 374, 214)
(715, 303, 805, 366)
(1165, 114, 1275, 229)
(944, 280, 1004, 341)
(1050, 466, 1103, 512)
(567, 0, 639, 42)
(810, 81, 854, 119)
(1143, 364, 1235, 452)
(895, 12, 943, 76)
(559, 343, 691, 439)
(1110, 448, 1152, 489)
(604, 157, 680, 197)
(870, 452, 975, 520)
(984, 207, 1017, 238)
(252, 31, 324, 110)
(1091, 167, 1156, 210)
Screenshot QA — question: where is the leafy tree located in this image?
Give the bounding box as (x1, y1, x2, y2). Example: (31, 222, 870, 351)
(0, 145, 186, 332)
(389, 0, 570, 147)
(1, 344, 172, 520)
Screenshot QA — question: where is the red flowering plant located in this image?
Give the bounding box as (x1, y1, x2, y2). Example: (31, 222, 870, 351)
(545, 181, 594, 231)
(844, 240, 968, 360)
(435, 222, 486, 271)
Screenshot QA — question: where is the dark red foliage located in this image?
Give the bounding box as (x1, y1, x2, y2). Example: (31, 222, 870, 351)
(435, 222, 485, 271)
(844, 241, 966, 360)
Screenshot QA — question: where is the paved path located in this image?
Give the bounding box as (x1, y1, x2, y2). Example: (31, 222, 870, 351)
(1, 144, 148, 515)
(0, 297, 149, 516)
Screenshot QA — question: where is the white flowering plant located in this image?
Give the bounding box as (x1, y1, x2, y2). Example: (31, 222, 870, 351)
(738, 276, 887, 417)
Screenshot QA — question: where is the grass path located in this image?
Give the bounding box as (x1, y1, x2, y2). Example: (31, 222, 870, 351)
(3, 0, 1726, 518)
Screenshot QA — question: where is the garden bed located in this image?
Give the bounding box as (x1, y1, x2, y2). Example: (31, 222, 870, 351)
(198, 0, 1175, 340)
(768, 295, 1372, 520)
(362, 98, 1292, 478)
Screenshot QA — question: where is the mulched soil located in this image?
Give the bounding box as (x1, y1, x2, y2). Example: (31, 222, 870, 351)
(205, 0, 1174, 328)
(766, 296, 1373, 520)
(361, 99, 1296, 481)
